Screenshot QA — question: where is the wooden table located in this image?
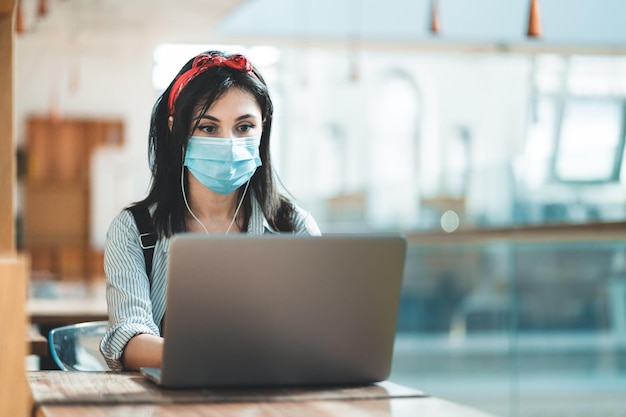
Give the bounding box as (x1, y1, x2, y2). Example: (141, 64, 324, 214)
(27, 298, 108, 327)
(27, 371, 496, 417)
(27, 326, 48, 357)
(27, 280, 108, 327)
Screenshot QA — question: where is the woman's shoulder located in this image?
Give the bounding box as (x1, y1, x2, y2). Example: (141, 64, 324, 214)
(108, 208, 136, 231)
(105, 208, 140, 246)
(250, 195, 321, 235)
(290, 202, 322, 236)
(109, 204, 156, 232)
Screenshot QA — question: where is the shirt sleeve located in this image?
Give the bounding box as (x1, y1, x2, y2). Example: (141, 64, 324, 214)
(292, 205, 322, 236)
(99, 209, 160, 371)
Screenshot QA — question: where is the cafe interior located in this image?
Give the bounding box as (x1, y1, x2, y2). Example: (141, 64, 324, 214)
(1, 0, 626, 416)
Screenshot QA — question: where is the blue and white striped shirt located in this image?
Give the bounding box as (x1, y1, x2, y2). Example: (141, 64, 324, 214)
(99, 197, 321, 371)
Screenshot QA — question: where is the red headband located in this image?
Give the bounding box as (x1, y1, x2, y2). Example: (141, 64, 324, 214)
(167, 53, 256, 116)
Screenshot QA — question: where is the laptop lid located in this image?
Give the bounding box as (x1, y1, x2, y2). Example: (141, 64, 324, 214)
(155, 234, 406, 389)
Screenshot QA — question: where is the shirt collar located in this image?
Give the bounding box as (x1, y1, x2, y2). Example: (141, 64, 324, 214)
(161, 195, 279, 253)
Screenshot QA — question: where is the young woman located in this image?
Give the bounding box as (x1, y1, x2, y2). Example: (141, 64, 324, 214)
(100, 51, 321, 371)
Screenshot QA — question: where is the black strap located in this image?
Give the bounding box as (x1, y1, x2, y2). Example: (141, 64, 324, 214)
(127, 206, 165, 335)
(127, 206, 157, 280)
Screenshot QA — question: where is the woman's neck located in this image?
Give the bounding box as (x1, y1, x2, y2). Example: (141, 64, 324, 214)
(185, 173, 241, 233)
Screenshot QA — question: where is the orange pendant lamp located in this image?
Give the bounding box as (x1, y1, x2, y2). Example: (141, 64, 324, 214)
(430, 0, 440, 34)
(38, 0, 48, 17)
(16, 0, 25, 33)
(527, 0, 542, 38)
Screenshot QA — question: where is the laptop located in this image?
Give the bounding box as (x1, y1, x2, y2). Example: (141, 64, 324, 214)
(140, 234, 406, 389)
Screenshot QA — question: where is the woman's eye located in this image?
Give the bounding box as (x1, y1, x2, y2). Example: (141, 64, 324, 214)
(238, 124, 254, 133)
(199, 125, 216, 134)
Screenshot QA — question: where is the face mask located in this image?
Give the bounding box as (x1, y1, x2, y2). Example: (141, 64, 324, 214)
(184, 136, 262, 194)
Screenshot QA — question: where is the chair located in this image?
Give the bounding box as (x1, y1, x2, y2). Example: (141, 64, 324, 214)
(48, 321, 109, 371)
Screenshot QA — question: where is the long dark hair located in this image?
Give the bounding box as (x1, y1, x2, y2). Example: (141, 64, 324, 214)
(131, 50, 296, 237)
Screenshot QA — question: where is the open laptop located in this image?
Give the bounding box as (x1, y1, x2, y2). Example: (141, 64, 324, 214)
(140, 234, 406, 389)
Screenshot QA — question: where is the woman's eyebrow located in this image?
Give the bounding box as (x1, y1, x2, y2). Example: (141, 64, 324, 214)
(195, 115, 219, 122)
(194, 114, 259, 123)
(235, 114, 260, 121)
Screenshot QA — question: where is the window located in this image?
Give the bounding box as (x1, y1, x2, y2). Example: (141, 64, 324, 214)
(528, 55, 626, 185)
(366, 69, 422, 229)
(553, 99, 625, 183)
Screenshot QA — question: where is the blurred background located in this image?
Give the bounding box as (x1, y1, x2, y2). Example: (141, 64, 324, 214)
(14, 0, 626, 416)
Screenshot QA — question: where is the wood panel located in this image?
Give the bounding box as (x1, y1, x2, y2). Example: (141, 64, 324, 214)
(89, 250, 105, 279)
(23, 116, 123, 281)
(28, 245, 96, 281)
(0, 4, 14, 252)
(56, 245, 88, 280)
(26, 117, 123, 182)
(0, 253, 30, 417)
(0, 0, 15, 14)
(24, 182, 88, 244)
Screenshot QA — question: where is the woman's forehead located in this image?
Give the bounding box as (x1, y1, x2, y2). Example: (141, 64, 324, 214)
(193, 88, 261, 119)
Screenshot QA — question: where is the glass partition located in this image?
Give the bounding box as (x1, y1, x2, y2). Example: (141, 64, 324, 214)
(390, 226, 626, 417)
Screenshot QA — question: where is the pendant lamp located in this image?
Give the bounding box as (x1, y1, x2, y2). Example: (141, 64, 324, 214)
(430, 0, 440, 34)
(38, 0, 48, 17)
(527, 0, 542, 38)
(16, 0, 25, 33)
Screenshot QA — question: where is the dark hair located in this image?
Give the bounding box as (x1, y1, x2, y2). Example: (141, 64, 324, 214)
(131, 50, 296, 237)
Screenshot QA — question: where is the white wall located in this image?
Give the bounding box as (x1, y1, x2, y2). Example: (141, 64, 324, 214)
(16, 36, 157, 248)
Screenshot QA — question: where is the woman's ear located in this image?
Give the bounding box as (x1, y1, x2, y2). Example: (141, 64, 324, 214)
(168, 116, 174, 132)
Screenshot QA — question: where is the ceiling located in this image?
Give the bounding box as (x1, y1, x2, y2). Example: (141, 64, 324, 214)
(215, 0, 626, 49)
(16, 0, 626, 50)
(16, 0, 245, 43)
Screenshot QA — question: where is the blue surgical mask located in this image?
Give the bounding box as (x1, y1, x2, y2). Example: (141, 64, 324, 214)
(184, 136, 262, 194)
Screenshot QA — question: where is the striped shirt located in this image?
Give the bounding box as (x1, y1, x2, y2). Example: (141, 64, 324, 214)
(99, 197, 321, 371)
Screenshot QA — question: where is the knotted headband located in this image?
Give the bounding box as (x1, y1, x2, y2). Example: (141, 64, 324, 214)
(168, 53, 256, 116)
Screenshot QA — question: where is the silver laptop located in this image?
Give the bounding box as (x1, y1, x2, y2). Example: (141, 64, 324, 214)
(141, 234, 406, 389)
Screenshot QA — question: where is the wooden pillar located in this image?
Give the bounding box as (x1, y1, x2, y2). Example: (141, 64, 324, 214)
(0, 255, 30, 417)
(0, 0, 15, 252)
(0, 2, 30, 417)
